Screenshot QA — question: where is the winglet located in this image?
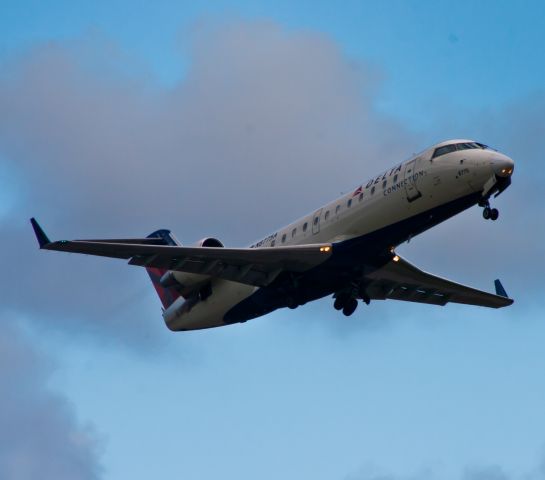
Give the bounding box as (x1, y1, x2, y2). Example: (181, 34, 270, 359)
(30, 218, 51, 248)
(494, 279, 508, 298)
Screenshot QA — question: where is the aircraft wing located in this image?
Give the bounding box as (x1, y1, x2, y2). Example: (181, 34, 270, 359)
(364, 254, 513, 308)
(30, 218, 332, 287)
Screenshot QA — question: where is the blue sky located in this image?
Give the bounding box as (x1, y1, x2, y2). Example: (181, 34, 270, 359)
(1, 1, 545, 480)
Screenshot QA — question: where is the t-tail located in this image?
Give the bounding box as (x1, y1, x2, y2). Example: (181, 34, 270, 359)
(145, 229, 182, 310)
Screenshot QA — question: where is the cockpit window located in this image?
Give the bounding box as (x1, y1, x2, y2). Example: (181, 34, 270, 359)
(433, 141, 488, 159)
(456, 142, 480, 150)
(432, 144, 457, 158)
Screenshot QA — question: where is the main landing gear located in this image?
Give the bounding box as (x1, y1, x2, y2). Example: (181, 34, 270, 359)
(333, 290, 368, 317)
(479, 199, 499, 221)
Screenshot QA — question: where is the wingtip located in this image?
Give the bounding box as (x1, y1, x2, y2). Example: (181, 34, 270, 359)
(30, 217, 51, 248)
(494, 279, 509, 298)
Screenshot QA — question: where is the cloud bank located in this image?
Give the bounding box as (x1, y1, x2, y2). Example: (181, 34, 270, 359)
(0, 19, 543, 344)
(0, 21, 417, 344)
(0, 16, 544, 480)
(0, 322, 102, 480)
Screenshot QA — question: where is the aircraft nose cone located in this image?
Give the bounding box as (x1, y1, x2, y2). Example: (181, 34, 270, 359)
(493, 153, 514, 177)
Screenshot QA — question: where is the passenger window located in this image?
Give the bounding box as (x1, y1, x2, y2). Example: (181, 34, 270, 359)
(359, 193, 363, 202)
(371, 186, 375, 195)
(325, 210, 330, 220)
(335, 205, 340, 214)
(393, 174, 398, 182)
(292, 228, 297, 238)
(281, 234, 286, 243)
(347, 199, 352, 208)
(382, 180, 387, 188)
(303, 222, 308, 232)
(313, 217, 319, 225)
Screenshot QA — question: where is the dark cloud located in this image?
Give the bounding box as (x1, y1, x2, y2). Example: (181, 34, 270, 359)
(0, 321, 102, 480)
(0, 21, 417, 345)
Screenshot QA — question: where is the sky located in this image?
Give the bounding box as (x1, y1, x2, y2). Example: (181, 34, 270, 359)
(1, 1, 545, 479)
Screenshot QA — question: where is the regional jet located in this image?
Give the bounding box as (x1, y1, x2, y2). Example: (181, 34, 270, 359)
(31, 139, 515, 331)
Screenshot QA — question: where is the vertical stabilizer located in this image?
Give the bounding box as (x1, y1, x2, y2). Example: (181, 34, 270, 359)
(145, 229, 182, 309)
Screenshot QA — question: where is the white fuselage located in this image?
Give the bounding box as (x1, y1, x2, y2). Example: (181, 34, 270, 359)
(164, 139, 514, 330)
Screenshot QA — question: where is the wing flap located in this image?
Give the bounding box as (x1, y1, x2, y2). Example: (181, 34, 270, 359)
(365, 255, 513, 308)
(127, 253, 274, 286)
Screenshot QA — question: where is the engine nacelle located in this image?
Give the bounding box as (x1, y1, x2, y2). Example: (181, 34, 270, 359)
(159, 237, 225, 293)
(193, 237, 224, 248)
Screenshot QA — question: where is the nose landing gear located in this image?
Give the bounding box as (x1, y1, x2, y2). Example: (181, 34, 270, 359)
(483, 207, 499, 221)
(480, 200, 499, 221)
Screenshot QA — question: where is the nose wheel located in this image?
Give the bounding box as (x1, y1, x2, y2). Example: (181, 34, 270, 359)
(482, 206, 499, 221)
(480, 200, 499, 221)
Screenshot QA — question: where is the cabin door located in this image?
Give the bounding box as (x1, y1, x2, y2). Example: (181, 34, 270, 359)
(404, 158, 422, 203)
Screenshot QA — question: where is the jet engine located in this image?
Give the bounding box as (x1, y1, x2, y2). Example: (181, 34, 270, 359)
(159, 237, 224, 296)
(194, 237, 224, 248)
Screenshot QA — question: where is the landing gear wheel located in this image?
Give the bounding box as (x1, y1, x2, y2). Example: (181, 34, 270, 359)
(286, 297, 298, 309)
(490, 208, 499, 221)
(333, 296, 345, 311)
(342, 298, 358, 317)
(483, 207, 491, 220)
